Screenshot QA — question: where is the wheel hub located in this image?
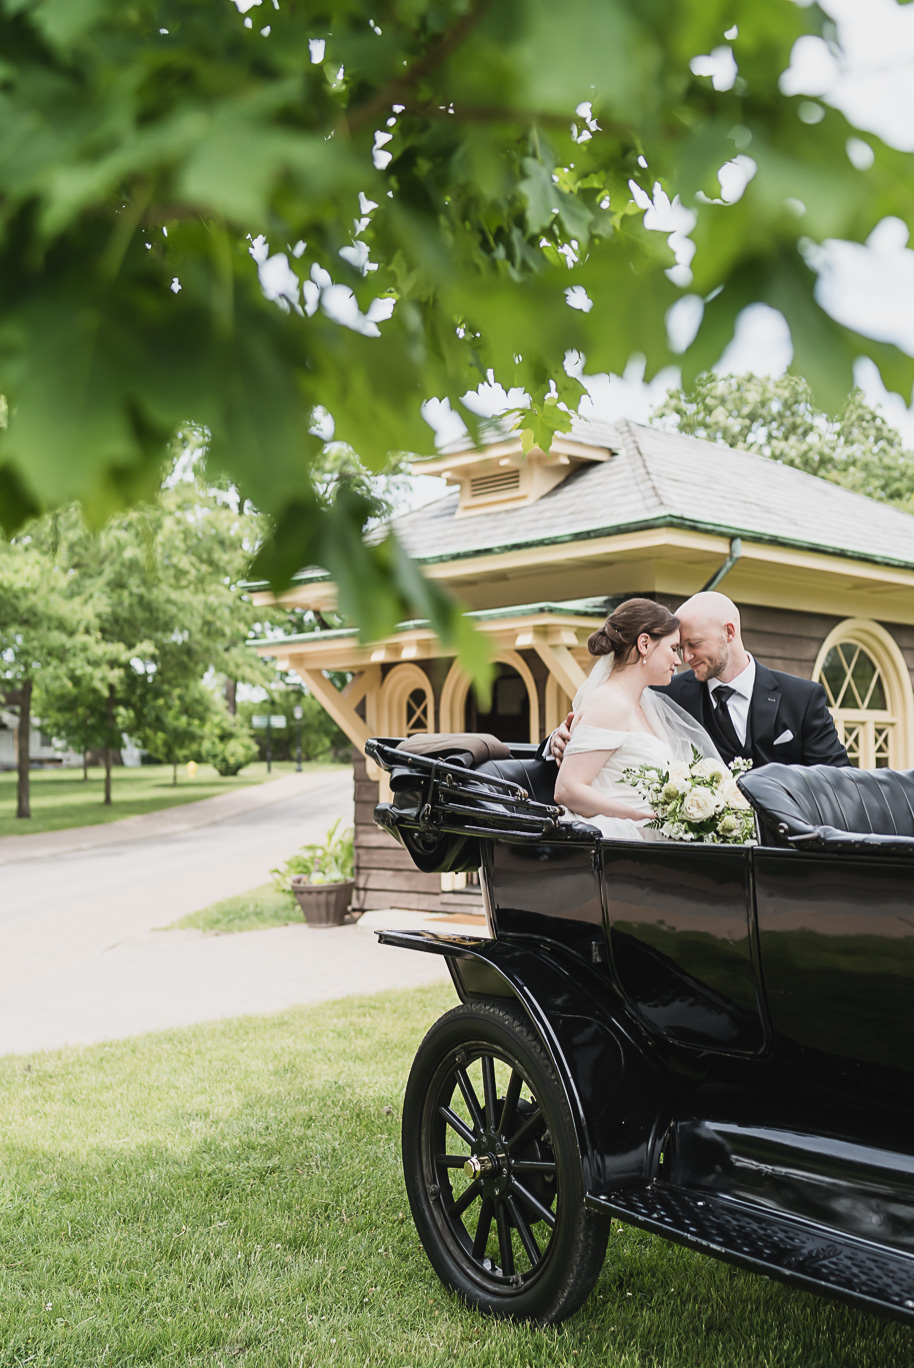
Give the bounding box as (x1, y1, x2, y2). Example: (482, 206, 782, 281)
(465, 1128, 510, 1196)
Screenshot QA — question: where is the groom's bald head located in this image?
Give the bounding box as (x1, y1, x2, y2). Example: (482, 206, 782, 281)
(675, 591, 748, 683)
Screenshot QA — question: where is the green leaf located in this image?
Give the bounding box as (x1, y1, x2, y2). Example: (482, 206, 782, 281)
(518, 157, 556, 236)
(1, 0, 914, 681)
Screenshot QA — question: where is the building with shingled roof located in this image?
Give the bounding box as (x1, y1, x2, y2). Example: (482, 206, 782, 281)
(253, 417, 914, 915)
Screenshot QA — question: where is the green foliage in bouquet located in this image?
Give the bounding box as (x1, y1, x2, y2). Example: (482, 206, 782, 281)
(624, 748, 756, 845)
(271, 819, 355, 891)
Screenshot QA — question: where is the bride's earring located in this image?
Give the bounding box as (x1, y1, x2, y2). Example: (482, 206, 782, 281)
(640, 653, 647, 667)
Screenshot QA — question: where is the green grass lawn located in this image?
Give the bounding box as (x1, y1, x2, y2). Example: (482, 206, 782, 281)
(1, 984, 911, 1368)
(165, 882, 301, 935)
(0, 760, 346, 840)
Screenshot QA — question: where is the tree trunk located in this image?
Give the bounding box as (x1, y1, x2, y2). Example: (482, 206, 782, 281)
(104, 685, 114, 807)
(172, 761, 178, 786)
(16, 677, 33, 820)
(225, 678, 237, 716)
(83, 750, 88, 781)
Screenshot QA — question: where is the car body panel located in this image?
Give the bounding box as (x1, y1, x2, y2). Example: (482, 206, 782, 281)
(366, 737, 914, 1323)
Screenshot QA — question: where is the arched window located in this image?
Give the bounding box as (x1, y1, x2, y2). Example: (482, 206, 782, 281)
(813, 620, 914, 769)
(405, 686, 430, 735)
(465, 663, 530, 743)
(379, 664, 435, 738)
(440, 651, 540, 743)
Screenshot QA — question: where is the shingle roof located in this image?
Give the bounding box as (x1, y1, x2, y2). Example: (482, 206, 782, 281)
(390, 418, 914, 570)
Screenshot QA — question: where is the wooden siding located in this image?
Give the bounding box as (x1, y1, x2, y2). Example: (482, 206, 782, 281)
(352, 749, 483, 914)
(738, 603, 843, 677)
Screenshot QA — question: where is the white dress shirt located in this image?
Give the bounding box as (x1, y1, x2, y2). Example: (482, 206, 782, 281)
(707, 655, 755, 744)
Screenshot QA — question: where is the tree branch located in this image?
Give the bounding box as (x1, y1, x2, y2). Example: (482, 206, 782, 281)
(341, 0, 494, 136)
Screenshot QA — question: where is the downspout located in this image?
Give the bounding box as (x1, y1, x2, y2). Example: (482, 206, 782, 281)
(701, 537, 742, 593)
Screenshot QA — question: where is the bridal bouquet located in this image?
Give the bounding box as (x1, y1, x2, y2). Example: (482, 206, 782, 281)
(623, 748, 756, 845)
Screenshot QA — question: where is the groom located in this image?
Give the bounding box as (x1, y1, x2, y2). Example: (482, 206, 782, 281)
(548, 591, 849, 769)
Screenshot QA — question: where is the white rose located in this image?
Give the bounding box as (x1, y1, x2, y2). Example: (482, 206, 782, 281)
(682, 787, 717, 822)
(693, 757, 728, 784)
(667, 762, 691, 792)
(721, 778, 750, 809)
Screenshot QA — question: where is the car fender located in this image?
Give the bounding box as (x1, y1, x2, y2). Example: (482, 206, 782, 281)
(377, 929, 676, 1197)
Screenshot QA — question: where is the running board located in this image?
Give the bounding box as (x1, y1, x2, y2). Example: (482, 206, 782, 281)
(588, 1184, 914, 1324)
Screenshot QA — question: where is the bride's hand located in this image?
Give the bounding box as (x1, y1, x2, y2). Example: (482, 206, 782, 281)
(550, 713, 574, 765)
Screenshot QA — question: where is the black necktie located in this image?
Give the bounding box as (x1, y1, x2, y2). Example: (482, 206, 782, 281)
(713, 684, 741, 753)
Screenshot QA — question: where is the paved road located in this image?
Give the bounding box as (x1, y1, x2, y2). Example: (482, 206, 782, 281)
(1, 771, 355, 922)
(0, 771, 449, 1057)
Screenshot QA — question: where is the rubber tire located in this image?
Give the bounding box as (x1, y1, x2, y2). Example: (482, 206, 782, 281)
(402, 1000, 610, 1324)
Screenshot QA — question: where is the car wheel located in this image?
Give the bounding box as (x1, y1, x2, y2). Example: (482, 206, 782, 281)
(402, 1000, 609, 1324)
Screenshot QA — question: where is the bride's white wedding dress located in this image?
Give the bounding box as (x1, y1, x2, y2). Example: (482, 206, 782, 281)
(563, 724, 673, 840)
(557, 650, 722, 841)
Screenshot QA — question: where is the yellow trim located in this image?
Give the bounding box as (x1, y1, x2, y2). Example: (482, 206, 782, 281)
(440, 650, 541, 742)
(531, 641, 586, 700)
(545, 673, 574, 734)
(812, 619, 914, 768)
(294, 668, 371, 753)
(739, 542, 914, 588)
(414, 433, 611, 479)
(342, 667, 377, 713)
(419, 527, 730, 583)
(252, 525, 914, 624)
(255, 610, 605, 674)
(251, 583, 339, 613)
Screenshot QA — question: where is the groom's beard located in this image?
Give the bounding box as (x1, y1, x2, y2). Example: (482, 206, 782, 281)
(689, 643, 730, 682)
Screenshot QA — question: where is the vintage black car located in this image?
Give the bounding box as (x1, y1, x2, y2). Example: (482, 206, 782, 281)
(366, 733, 914, 1326)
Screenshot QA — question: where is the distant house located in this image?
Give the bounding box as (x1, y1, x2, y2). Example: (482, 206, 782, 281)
(253, 418, 914, 914)
(0, 710, 81, 770)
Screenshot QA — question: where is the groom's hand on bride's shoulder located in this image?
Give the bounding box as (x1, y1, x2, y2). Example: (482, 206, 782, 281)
(550, 713, 574, 764)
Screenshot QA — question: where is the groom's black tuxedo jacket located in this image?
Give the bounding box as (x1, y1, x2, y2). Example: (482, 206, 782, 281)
(654, 661, 850, 768)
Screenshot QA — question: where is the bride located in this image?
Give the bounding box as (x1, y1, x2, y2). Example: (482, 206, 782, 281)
(554, 598, 722, 840)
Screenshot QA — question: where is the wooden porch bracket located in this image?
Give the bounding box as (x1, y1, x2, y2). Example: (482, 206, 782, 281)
(295, 668, 372, 753)
(532, 641, 587, 701)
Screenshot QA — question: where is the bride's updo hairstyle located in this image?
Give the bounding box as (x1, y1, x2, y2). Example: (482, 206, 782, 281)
(587, 598, 679, 666)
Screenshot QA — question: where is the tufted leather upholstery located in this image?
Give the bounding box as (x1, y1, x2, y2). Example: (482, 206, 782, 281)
(475, 755, 558, 806)
(739, 764, 914, 851)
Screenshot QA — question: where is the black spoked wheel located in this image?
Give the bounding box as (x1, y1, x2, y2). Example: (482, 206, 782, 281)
(402, 1001, 609, 1324)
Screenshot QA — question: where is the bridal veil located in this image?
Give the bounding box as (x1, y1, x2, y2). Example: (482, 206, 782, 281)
(572, 654, 721, 764)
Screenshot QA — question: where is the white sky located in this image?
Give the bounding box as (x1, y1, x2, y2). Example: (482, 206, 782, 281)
(420, 0, 914, 476)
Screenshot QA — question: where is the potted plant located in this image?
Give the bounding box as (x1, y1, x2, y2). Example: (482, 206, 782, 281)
(271, 819, 355, 928)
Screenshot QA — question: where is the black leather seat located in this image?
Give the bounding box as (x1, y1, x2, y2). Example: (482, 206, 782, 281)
(392, 734, 558, 806)
(475, 755, 557, 806)
(740, 764, 914, 852)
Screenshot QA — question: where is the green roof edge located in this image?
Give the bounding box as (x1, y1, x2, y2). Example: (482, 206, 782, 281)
(250, 598, 610, 648)
(244, 510, 914, 595)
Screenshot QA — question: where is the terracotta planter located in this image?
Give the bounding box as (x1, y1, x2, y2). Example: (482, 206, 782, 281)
(290, 876, 355, 928)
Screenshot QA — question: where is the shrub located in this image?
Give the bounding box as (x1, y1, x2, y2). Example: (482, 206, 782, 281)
(271, 819, 355, 889)
(201, 714, 259, 776)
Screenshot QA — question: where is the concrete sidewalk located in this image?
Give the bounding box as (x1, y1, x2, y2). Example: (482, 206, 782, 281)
(0, 768, 458, 1057)
(0, 769, 328, 866)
